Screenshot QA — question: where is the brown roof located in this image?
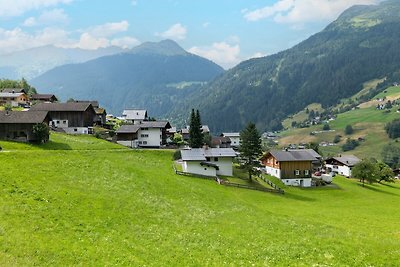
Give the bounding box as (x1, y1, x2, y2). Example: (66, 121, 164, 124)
(95, 108, 106, 115)
(30, 102, 93, 112)
(1, 88, 26, 93)
(31, 94, 58, 100)
(74, 100, 99, 108)
(267, 150, 318, 162)
(0, 111, 49, 124)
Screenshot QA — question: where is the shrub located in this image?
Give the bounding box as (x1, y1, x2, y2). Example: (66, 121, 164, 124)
(345, 125, 353, 135)
(342, 139, 359, 151)
(385, 118, 400, 139)
(323, 123, 330, 130)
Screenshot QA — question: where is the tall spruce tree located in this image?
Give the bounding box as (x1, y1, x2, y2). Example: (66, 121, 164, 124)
(239, 122, 262, 182)
(189, 109, 203, 148)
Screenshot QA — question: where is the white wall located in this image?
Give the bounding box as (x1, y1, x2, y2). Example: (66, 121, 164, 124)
(117, 140, 135, 148)
(281, 178, 312, 187)
(63, 127, 90, 135)
(229, 137, 240, 147)
(183, 161, 217, 177)
(326, 164, 352, 177)
(216, 157, 233, 176)
(265, 166, 281, 179)
(51, 119, 68, 128)
(137, 128, 162, 147)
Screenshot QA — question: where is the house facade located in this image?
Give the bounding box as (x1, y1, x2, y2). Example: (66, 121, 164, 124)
(261, 149, 320, 187)
(122, 109, 147, 124)
(0, 111, 50, 142)
(30, 102, 96, 134)
(0, 92, 29, 107)
(30, 94, 58, 103)
(222, 133, 240, 148)
(180, 147, 236, 177)
(325, 155, 361, 177)
(116, 121, 171, 148)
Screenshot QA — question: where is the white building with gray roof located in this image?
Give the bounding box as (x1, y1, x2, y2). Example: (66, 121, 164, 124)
(180, 147, 236, 177)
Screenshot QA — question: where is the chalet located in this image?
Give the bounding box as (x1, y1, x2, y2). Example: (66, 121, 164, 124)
(0, 92, 29, 107)
(30, 102, 96, 134)
(122, 109, 147, 124)
(116, 121, 171, 148)
(0, 111, 50, 142)
(325, 155, 361, 177)
(261, 149, 321, 187)
(1, 88, 27, 94)
(221, 132, 240, 148)
(30, 94, 58, 103)
(211, 136, 231, 148)
(180, 147, 236, 177)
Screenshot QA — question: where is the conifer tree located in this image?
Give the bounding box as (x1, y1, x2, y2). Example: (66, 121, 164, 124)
(189, 109, 203, 148)
(239, 122, 262, 182)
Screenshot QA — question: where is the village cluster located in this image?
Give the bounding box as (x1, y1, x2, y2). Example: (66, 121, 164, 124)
(0, 88, 372, 188)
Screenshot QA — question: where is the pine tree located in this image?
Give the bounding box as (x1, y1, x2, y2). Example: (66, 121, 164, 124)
(189, 109, 203, 148)
(239, 122, 262, 182)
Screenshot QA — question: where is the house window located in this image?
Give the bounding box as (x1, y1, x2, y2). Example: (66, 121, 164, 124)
(141, 134, 149, 138)
(142, 127, 148, 131)
(63, 120, 67, 124)
(214, 157, 219, 162)
(206, 157, 211, 161)
(295, 170, 300, 175)
(143, 141, 147, 144)
(138, 141, 142, 144)
(305, 170, 309, 175)
(57, 120, 60, 124)
(74, 128, 77, 132)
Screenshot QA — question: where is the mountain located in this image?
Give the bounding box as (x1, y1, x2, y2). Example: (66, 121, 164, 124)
(168, 0, 400, 133)
(0, 45, 125, 80)
(31, 40, 224, 116)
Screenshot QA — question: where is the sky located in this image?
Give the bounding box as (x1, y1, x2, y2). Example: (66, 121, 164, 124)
(0, 0, 383, 69)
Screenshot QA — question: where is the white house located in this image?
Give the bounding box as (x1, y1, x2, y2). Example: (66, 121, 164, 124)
(222, 133, 240, 148)
(180, 147, 236, 177)
(325, 155, 361, 177)
(116, 121, 171, 148)
(122, 109, 147, 124)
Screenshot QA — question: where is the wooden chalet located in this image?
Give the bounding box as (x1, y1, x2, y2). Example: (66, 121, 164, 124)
(211, 136, 231, 148)
(30, 94, 58, 103)
(30, 102, 96, 134)
(261, 149, 320, 187)
(0, 111, 50, 142)
(0, 92, 29, 107)
(325, 155, 361, 177)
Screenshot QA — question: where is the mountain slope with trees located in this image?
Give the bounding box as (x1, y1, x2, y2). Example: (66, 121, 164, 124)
(31, 40, 224, 116)
(168, 0, 400, 133)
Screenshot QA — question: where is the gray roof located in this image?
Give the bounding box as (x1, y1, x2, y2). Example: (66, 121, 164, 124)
(122, 109, 147, 120)
(0, 111, 48, 124)
(74, 100, 99, 108)
(31, 94, 58, 100)
(329, 155, 361, 167)
(1, 88, 26, 93)
(269, 150, 318, 162)
(30, 102, 93, 112)
(116, 121, 171, 134)
(116, 124, 141, 133)
(288, 149, 322, 159)
(222, 132, 240, 137)
(181, 148, 236, 161)
(0, 92, 24, 98)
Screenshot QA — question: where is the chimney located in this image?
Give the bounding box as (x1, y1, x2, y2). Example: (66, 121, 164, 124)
(203, 144, 209, 150)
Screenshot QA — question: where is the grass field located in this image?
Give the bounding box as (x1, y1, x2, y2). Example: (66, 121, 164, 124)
(1, 133, 399, 265)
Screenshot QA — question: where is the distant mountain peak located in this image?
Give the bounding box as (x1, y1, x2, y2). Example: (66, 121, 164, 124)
(129, 39, 188, 56)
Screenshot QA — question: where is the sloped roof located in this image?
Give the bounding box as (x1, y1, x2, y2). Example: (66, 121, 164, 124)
(181, 148, 236, 161)
(1, 88, 26, 93)
(0, 92, 25, 98)
(211, 136, 231, 146)
(31, 94, 58, 100)
(116, 124, 141, 134)
(140, 121, 171, 129)
(122, 109, 147, 120)
(0, 111, 48, 124)
(288, 149, 322, 159)
(95, 108, 106, 115)
(269, 150, 318, 162)
(30, 102, 93, 112)
(222, 132, 240, 138)
(74, 100, 99, 108)
(328, 155, 361, 167)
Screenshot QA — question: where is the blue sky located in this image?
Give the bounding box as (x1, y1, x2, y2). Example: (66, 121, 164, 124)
(0, 0, 382, 69)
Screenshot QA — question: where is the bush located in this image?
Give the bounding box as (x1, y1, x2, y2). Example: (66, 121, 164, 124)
(173, 150, 181, 161)
(32, 123, 49, 143)
(333, 135, 341, 143)
(323, 123, 330, 130)
(385, 118, 400, 139)
(345, 125, 353, 135)
(342, 139, 359, 151)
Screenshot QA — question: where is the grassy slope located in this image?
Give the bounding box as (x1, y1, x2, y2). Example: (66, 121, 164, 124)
(279, 86, 400, 158)
(1, 133, 400, 265)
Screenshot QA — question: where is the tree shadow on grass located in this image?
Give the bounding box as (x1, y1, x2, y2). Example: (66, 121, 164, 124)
(380, 182, 400, 189)
(358, 183, 400, 197)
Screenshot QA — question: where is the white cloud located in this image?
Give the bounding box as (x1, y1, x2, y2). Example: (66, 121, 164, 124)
(131, 0, 137, 6)
(0, 0, 72, 17)
(189, 42, 241, 69)
(75, 33, 109, 50)
(244, 0, 380, 24)
(89, 20, 129, 38)
(250, 52, 267, 59)
(23, 17, 37, 27)
(156, 23, 187, 40)
(111, 36, 140, 49)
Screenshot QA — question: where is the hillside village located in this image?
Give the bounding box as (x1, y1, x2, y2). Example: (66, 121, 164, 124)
(2, 82, 399, 190)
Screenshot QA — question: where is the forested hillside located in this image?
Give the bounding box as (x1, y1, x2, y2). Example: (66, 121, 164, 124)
(31, 40, 224, 116)
(168, 0, 400, 133)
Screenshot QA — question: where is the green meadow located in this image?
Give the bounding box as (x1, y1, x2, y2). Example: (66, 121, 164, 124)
(1, 133, 400, 266)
